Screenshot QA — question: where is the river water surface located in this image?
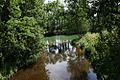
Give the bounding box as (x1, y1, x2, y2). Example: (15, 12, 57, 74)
(10, 37, 90, 80)
(10, 51, 89, 80)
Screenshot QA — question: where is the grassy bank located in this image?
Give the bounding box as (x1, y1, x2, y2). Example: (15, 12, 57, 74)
(45, 35, 79, 43)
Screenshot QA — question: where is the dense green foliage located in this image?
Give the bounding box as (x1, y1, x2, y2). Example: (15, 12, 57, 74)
(0, 0, 120, 80)
(44, 1, 64, 35)
(0, 0, 45, 79)
(44, 0, 90, 35)
(64, 0, 90, 34)
(78, 32, 99, 60)
(79, 32, 99, 50)
(69, 0, 120, 79)
(87, 0, 120, 80)
(94, 29, 120, 80)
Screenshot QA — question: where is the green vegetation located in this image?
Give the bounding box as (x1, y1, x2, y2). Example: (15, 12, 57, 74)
(70, 0, 120, 79)
(88, 0, 120, 80)
(76, 32, 99, 60)
(44, 0, 90, 35)
(45, 35, 79, 42)
(79, 32, 99, 50)
(0, 0, 120, 80)
(0, 0, 45, 79)
(78, 0, 120, 79)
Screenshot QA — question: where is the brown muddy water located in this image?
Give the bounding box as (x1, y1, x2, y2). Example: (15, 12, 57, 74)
(10, 52, 90, 80)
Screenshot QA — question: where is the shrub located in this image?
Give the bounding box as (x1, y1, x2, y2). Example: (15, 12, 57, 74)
(94, 29, 120, 80)
(79, 32, 99, 47)
(79, 32, 99, 55)
(0, 17, 44, 79)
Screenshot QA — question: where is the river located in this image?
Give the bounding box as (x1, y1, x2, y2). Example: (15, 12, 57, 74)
(10, 36, 91, 80)
(10, 51, 89, 80)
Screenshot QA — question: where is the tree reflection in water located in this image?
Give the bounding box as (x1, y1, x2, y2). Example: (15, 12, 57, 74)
(45, 52, 90, 80)
(67, 57, 90, 80)
(10, 49, 90, 80)
(10, 54, 48, 80)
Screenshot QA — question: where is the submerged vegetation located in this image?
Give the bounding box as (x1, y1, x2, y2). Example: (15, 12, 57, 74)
(0, 0, 120, 80)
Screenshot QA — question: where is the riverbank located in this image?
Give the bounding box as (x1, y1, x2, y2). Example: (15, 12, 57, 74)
(10, 54, 48, 80)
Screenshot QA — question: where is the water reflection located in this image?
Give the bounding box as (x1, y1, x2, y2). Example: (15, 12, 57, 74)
(46, 61, 71, 80)
(45, 50, 90, 80)
(10, 54, 48, 80)
(67, 58, 89, 80)
(10, 40, 94, 80)
(45, 40, 75, 54)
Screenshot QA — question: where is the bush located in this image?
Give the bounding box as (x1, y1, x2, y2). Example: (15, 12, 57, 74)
(79, 32, 99, 56)
(81, 30, 120, 80)
(0, 17, 44, 79)
(79, 32, 99, 48)
(71, 37, 80, 47)
(94, 29, 120, 80)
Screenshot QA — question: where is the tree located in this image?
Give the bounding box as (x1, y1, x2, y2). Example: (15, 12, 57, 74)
(88, 0, 120, 79)
(0, 0, 45, 79)
(64, 0, 90, 34)
(44, 0, 90, 35)
(44, 1, 66, 35)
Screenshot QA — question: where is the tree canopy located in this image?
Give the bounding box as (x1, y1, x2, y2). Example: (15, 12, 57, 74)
(0, 0, 45, 79)
(0, 0, 120, 80)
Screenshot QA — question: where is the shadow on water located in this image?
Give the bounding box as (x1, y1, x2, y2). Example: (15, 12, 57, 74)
(10, 54, 48, 80)
(10, 40, 90, 80)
